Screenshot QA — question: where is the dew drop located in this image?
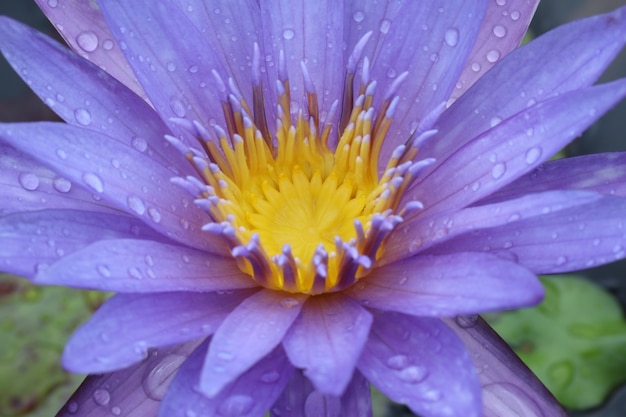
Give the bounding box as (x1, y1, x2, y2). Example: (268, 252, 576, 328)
(524, 147, 542, 165)
(486, 49, 501, 63)
(111, 406, 121, 416)
(352, 10, 365, 22)
(455, 314, 478, 328)
(217, 395, 253, 417)
(422, 389, 442, 402)
(127, 195, 146, 215)
(492, 25, 507, 38)
(76, 31, 99, 52)
(97, 264, 111, 278)
(166, 62, 176, 72)
(444, 28, 459, 47)
(471, 62, 481, 72)
(142, 354, 187, 400)
(398, 365, 428, 383)
(282, 28, 295, 40)
(131, 136, 148, 152)
(386, 354, 410, 370)
(555, 256, 567, 266)
(18, 172, 40, 191)
(510, 10, 521, 21)
(66, 401, 78, 414)
(188, 65, 199, 73)
(491, 162, 506, 180)
(52, 177, 72, 193)
(102, 39, 114, 50)
(379, 19, 391, 34)
(93, 388, 110, 406)
(495, 0, 506, 5)
(148, 207, 162, 223)
(47, 0, 58, 7)
(169, 98, 186, 117)
(74, 108, 92, 125)
(280, 297, 300, 308)
(83, 173, 104, 193)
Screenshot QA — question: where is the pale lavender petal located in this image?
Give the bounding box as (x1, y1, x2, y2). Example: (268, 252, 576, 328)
(0, 17, 184, 173)
(452, 0, 539, 99)
(409, 79, 626, 216)
(0, 122, 216, 251)
(0, 143, 118, 215)
(383, 189, 601, 265)
(445, 316, 568, 417)
(282, 293, 372, 395)
(56, 340, 202, 417)
(348, 252, 542, 317)
(63, 290, 255, 373)
(161, 341, 294, 417)
(96, 1, 243, 139)
(260, 0, 344, 116)
(0, 209, 162, 278)
(421, 6, 626, 165)
(426, 196, 626, 274)
(358, 311, 481, 417)
(483, 152, 626, 202)
(270, 370, 372, 417)
(35, 238, 253, 292)
(201, 289, 307, 396)
(33, 0, 144, 97)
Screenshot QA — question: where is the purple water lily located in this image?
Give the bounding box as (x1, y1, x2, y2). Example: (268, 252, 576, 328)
(2, 1, 626, 416)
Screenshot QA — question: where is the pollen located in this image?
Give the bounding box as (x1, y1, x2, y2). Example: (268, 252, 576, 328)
(169, 38, 436, 294)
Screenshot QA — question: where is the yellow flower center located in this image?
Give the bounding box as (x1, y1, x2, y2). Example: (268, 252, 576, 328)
(170, 42, 433, 294)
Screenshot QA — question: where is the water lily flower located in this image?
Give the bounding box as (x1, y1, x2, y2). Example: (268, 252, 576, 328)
(2, 1, 626, 416)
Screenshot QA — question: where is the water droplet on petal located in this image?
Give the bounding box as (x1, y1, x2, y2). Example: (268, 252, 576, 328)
(53, 177, 72, 193)
(486, 49, 501, 63)
(510, 10, 521, 21)
(166, 62, 176, 72)
(131, 136, 148, 152)
(260, 370, 280, 383)
(76, 31, 99, 52)
(444, 28, 459, 47)
(352, 10, 365, 22)
(495, 0, 506, 5)
(491, 162, 506, 180)
(217, 395, 253, 417)
(471, 62, 481, 72)
(83, 173, 104, 193)
(379, 19, 391, 34)
(74, 108, 92, 125)
(492, 25, 507, 38)
(142, 353, 187, 400)
(93, 388, 110, 406)
(148, 207, 162, 223)
(386, 354, 410, 370)
(127, 195, 146, 215)
(282, 28, 295, 40)
(398, 365, 428, 383)
(97, 264, 111, 277)
(102, 39, 114, 50)
(66, 401, 78, 414)
(18, 172, 40, 191)
(169, 98, 186, 117)
(111, 406, 121, 416)
(280, 297, 300, 308)
(525, 147, 542, 165)
(555, 256, 567, 266)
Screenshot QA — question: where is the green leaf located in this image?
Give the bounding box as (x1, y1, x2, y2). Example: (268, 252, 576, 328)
(489, 275, 626, 410)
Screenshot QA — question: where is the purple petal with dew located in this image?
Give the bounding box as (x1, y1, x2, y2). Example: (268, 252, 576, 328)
(445, 316, 568, 417)
(481, 152, 626, 203)
(421, 5, 626, 165)
(425, 195, 626, 274)
(345, 1, 488, 159)
(452, 0, 539, 99)
(56, 339, 202, 417)
(0, 209, 163, 278)
(0, 143, 119, 215)
(348, 252, 542, 317)
(35, 238, 254, 292)
(63, 289, 256, 374)
(0, 17, 189, 175)
(409, 78, 626, 216)
(160, 340, 293, 417)
(358, 311, 481, 417)
(270, 369, 373, 417)
(33, 0, 145, 98)
(384, 189, 601, 265)
(260, 0, 344, 118)
(282, 293, 372, 395)
(0, 122, 219, 252)
(201, 289, 307, 396)
(96, 1, 245, 141)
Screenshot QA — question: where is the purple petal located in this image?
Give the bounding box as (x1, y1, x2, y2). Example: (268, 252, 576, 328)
(421, 5, 626, 165)
(445, 316, 568, 417)
(161, 340, 294, 417)
(410, 79, 626, 215)
(33, 0, 145, 97)
(426, 195, 626, 274)
(0, 209, 162, 278)
(0, 17, 184, 173)
(56, 340, 202, 417)
(358, 311, 481, 417)
(260, 0, 344, 117)
(384, 189, 601, 265)
(282, 293, 372, 395)
(63, 289, 256, 373)
(270, 370, 372, 417)
(483, 152, 626, 203)
(35, 238, 253, 292)
(0, 122, 217, 251)
(0, 143, 119, 215)
(452, 0, 539, 99)
(201, 289, 307, 396)
(348, 252, 542, 317)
